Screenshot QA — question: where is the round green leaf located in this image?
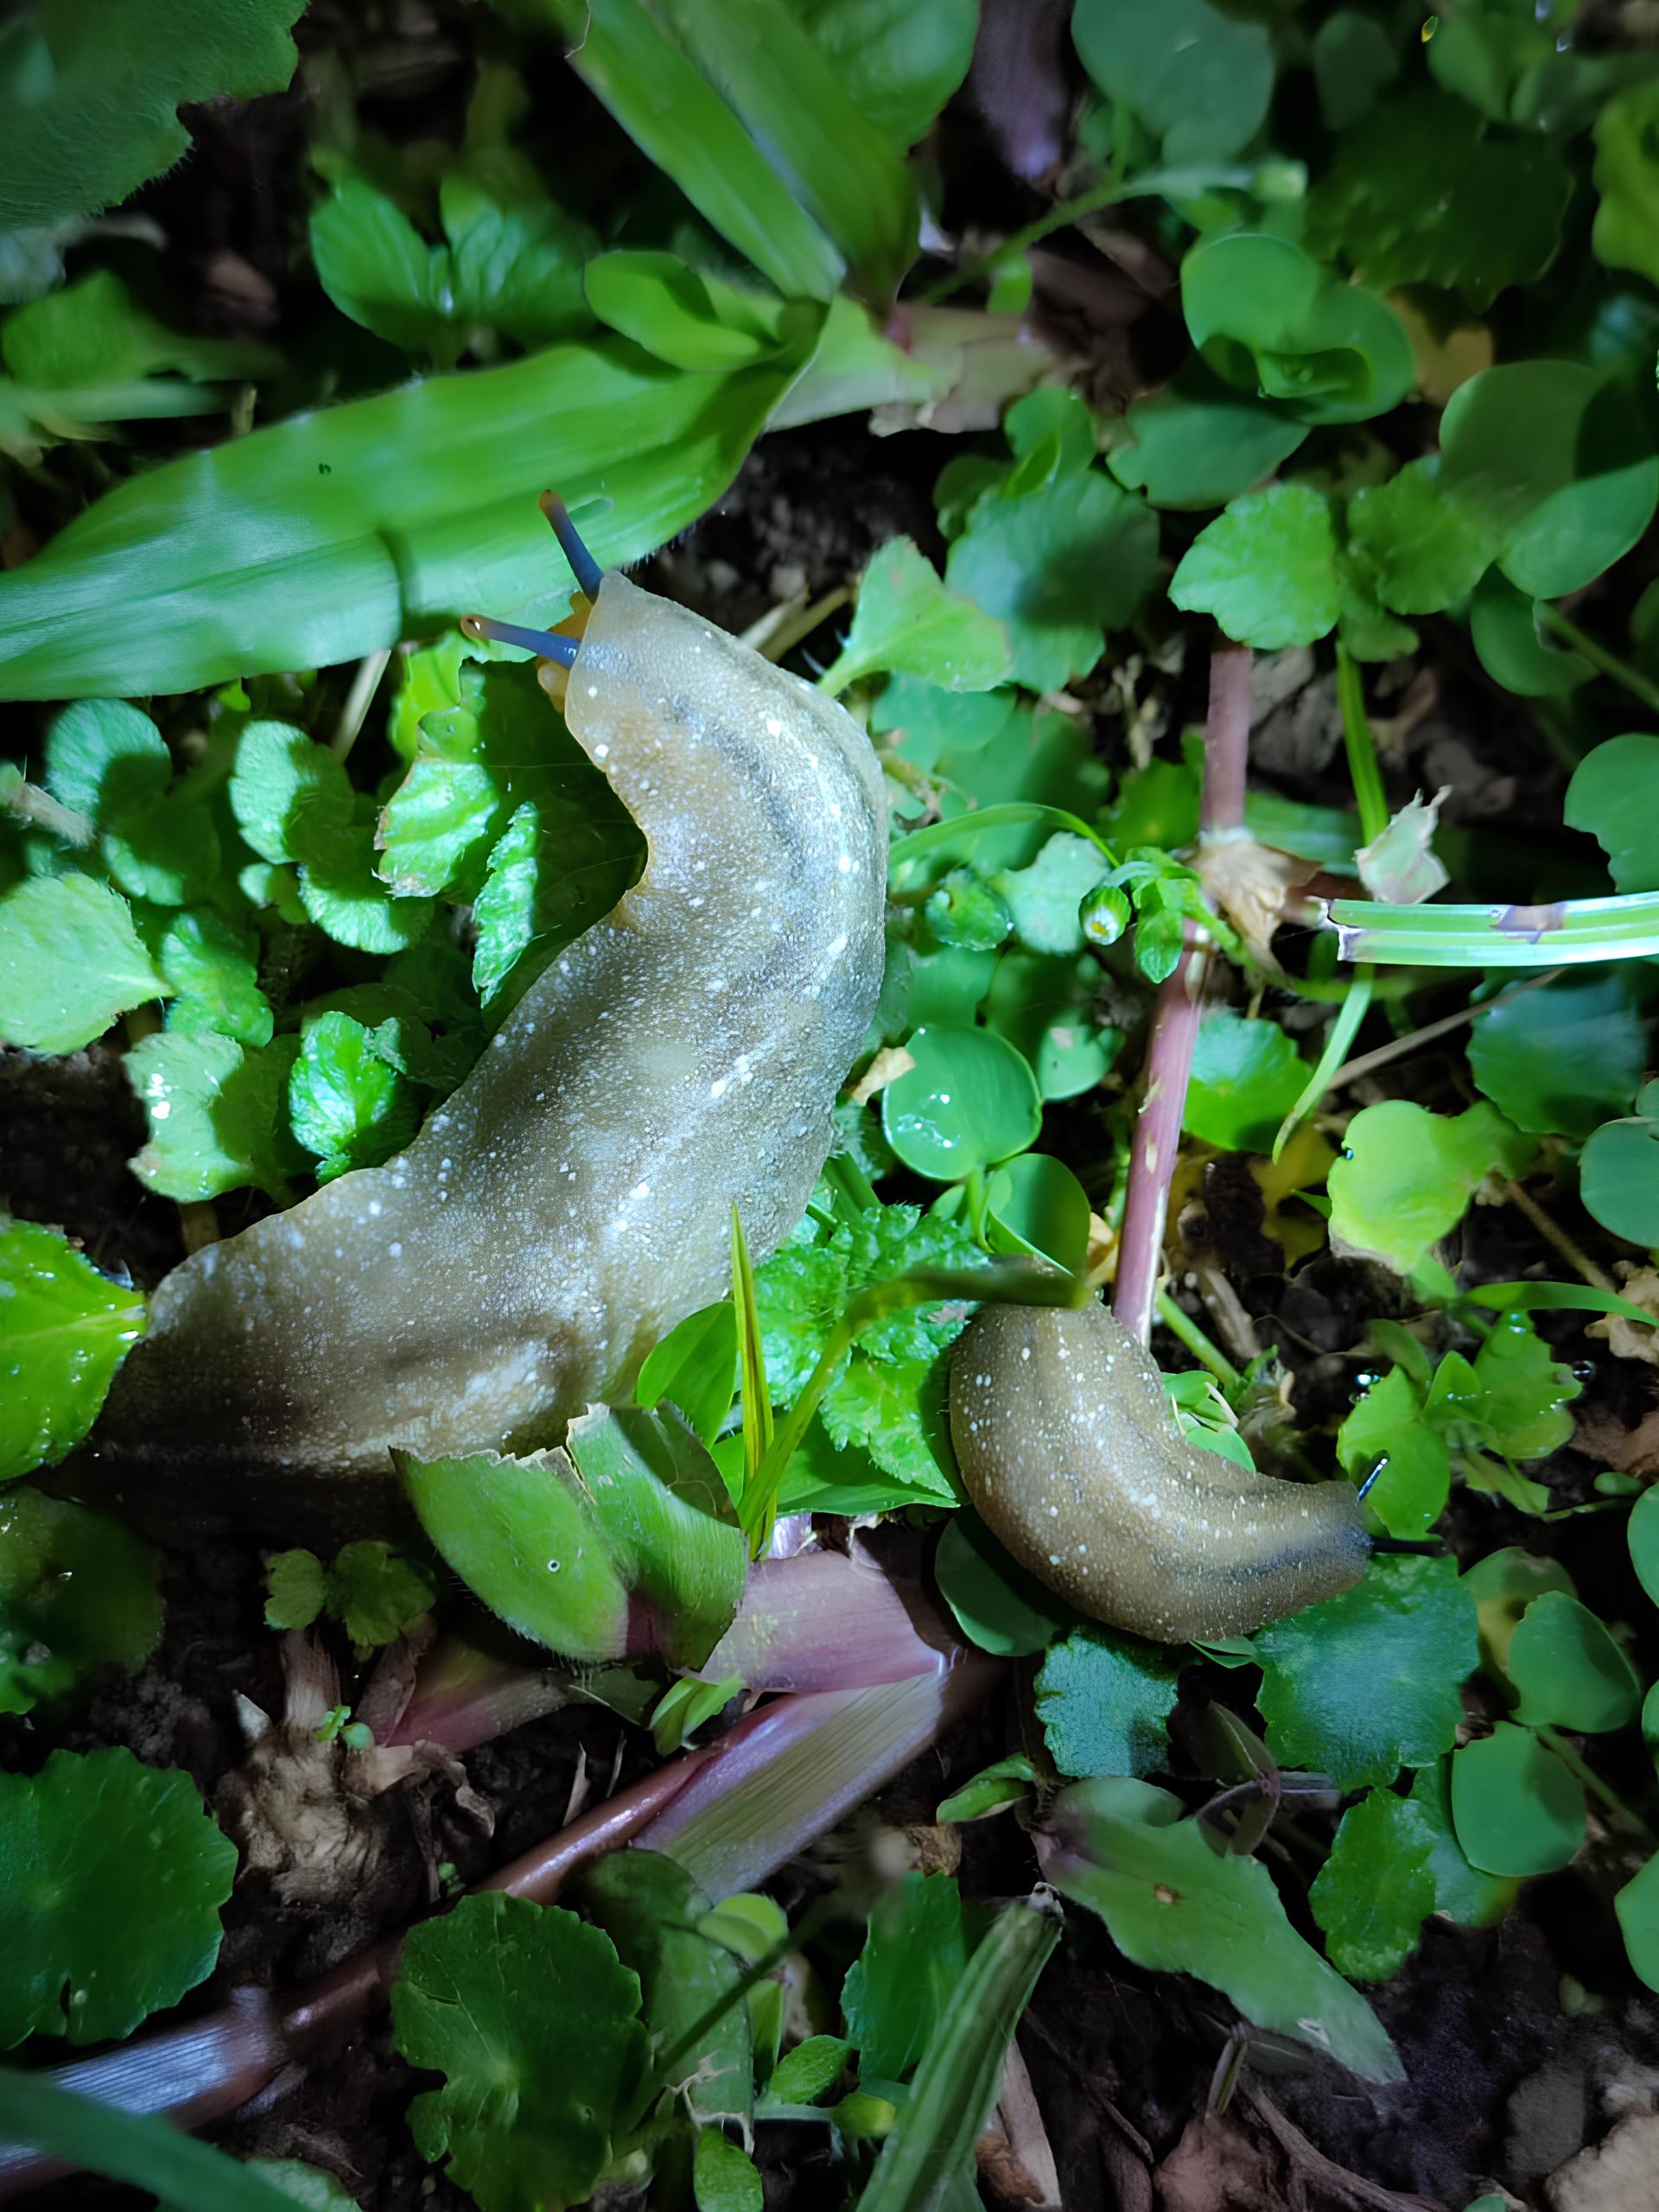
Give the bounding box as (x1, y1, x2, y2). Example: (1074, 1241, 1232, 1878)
(393, 1891, 645, 2212)
(986, 1152, 1090, 1275)
(934, 1512, 1076, 1657)
(1183, 1008, 1310, 1154)
(1616, 1851, 1659, 1993)
(1467, 969, 1646, 1139)
(0, 1747, 236, 2046)
(1564, 734, 1659, 893)
(1580, 1112, 1659, 1249)
(1072, 0, 1273, 162)
(0, 1491, 161, 1716)
(0, 1217, 147, 1481)
(1168, 482, 1343, 650)
(1450, 1724, 1586, 1877)
(881, 1024, 1041, 1181)
(1630, 1485, 1659, 1608)
(1506, 1592, 1640, 1733)
(1182, 232, 1414, 427)
(1469, 572, 1592, 697)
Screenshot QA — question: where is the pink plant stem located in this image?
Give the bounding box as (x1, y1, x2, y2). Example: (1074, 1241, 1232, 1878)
(1111, 639, 1251, 1348)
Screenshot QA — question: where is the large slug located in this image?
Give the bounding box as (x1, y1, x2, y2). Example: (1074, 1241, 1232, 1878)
(949, 1300, 1369, 1642)
(80, 499, 888, 1534)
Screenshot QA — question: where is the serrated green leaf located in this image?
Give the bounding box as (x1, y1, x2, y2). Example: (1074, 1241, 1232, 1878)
(0, 1217, 145, 1481)
(0, 1490, 160, 1715)
(327, 1540, 436, 1648)
(0, 874, 168, 1052)
(1253, 1554, 1478, 1792)
(263, 1549, 327, 1632)
(945, 469, 1158, 691)
(126, 1029, 303, 1202)
(154, 909, 273, 1046)
(470, 789, 643, 1012)
(289, 1011, 420, 1181)
(0, 1747, 235, 2046)
(1309, 87, 1572, 309)
(1338, 1367, 1449, 1540)
(822, 537, 1010, 696)
(1169, 483, 1343, 650)
(992, 834, 1109, 957)
(1309, 1789, 1434, 1982)
(392, 1891, 645, 2212)
(1035, 1626, 1179, 1778)
(1470, 1310, 1579, 1461)
(1345, 460, 1499, 615)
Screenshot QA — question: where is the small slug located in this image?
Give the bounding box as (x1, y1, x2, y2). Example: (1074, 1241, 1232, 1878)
(949, 1300, 1369, 1642)
(82, 498, 887, 1534)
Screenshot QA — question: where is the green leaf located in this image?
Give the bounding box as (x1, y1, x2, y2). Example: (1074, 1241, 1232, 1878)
(0, 874, 168, 1052)
(880, 1024, 1041, 1180)
(983, 950, 1122, 1102)
(1345, 460, 1500, 616)
(0, 1217, 145, 1481)
(1169, 484, 1343, 651)
(1328, 1099, 1529, 1275)
(1046, 1777, 1402, 2081)
(43, 696, 170, 823)
(155, 909, 274, 1046)
(1450, 1724, 1585, 1877)
(125, 1029, 304, 1203)
(694, 2130, 763, 2212)
(288, 1011, 420, 1182)
(1565, 735, 1659, 893)
(470, 791, 644, 1012)
(933, 1511, 1077, 1657)
(583, 1852, 749, 2126)
(1308, 87, 1573, 309)
(263, 1548, 327, 1633)
(936, 1754, 1043, 1826)
(1312, 10, 1401, 130)
(945, 469, 1158, 692)
(1408, 1759, 1519, 1929)
(1468, 969, 1647, 1138)
(1592, 79, 1659, 289)
(0, 2072, 322, 2212)
(1071, 0, 1273, 162)
(821, 537, 1010, 696)
(1309, 1789, 1434, 1982)
(787, 0, 976, 147)
(1505, 1592, 1640, 1734)
(1469, 572, 1592, 697)
(1108, 359, 1308, 512)
(0, 323, 813, 701)
(842, 1872, 967, 2082)
(985, 1153, 1091, 1275)
(0, 1490, 160, 1715)
(0, 0, 304, 232)
(765, 2032, 853, 2104)
(1580, 1103, 1659, 1248)
(1337, 1368, 1450, 1541)
(584, 251, 790, 371)
(1631, 1484, 1659, 1608)
(856, 1895, 1059, 2212)
(993, 833, 1109, 957)
(0, 1747, 235, 2046)
(308, 172, 452, 358)
(1615, 1851, 1659, 1993)
(1035, 1626, 1179, 1778)
(635, 1302, 740, 1448)
(400, 1407, 746, 1668)
(1180, 232, 1414, 428)
(1253, 1554, 1479, 1792)
(1183, 1009, 1310, 1154)
(326, 1540, 437, 1648)
(1470, 1310, 1579, 1460)
(392, 1891, 645, 2212)
(439, 151, 598, 349)
(1439, 364, 1659, 601)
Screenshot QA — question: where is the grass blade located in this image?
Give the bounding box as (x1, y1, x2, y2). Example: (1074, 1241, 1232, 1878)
(0, 2069, 302, 2212)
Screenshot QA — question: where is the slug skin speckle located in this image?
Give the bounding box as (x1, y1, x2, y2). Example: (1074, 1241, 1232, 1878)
(949, 1301, 1369, 1642)
(81, 573, 887, 1536)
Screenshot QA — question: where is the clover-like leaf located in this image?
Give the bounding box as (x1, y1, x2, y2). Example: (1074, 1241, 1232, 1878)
(0, 1217, 146, 1482)
(1253, 1554, 1478, 1791)
(0, 1747, 236, 2047)
(881, 1023, 1042, 1180)
(1344, 460, 1499, 616)
(393, 1891, 645, 2212)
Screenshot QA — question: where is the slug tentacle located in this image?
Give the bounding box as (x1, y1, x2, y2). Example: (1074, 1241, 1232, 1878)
(82, 517, 887, 1537)
(949, 1300, 1370, 1643)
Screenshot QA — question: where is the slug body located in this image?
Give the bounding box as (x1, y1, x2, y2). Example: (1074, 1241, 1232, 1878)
(86, 569, 887, 1533)
(949, 1301, 1369, 1642)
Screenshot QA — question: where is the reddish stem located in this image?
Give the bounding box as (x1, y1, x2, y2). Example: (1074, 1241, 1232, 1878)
(1111, 639, 1252, 1348)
